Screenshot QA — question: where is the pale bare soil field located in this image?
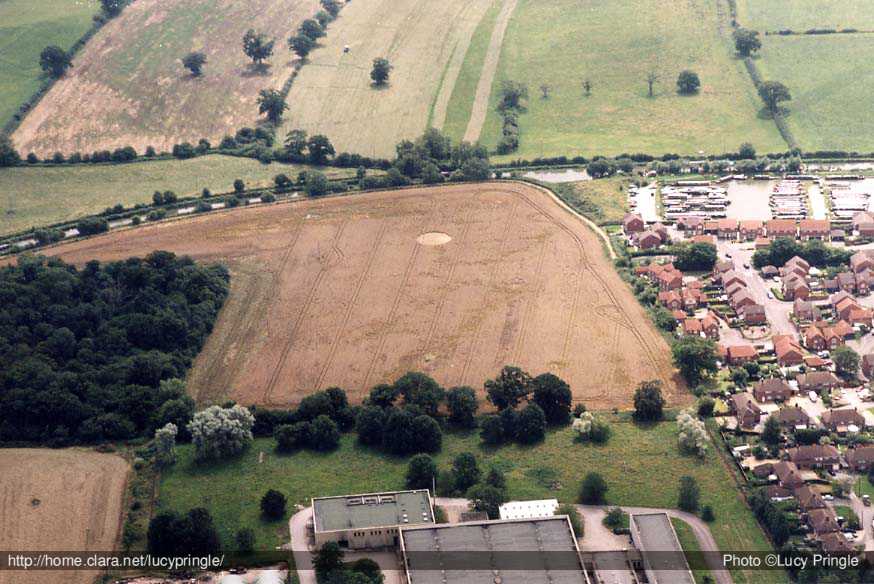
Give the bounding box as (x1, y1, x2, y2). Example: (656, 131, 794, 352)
(0, 449, 129, 584)
(281, 0, 493, 158)
(44, 183, 682, 409)
(12, 0, 320, 157)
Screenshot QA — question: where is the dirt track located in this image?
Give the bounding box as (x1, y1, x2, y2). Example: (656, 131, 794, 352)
(281, 0, 493, 158)
(462, 0, 519, 142)
(0, 449, 129, 584)
(43, 182, 683, 409)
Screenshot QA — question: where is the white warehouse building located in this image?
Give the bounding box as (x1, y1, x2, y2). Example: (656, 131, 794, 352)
(498, 498, 559, 520)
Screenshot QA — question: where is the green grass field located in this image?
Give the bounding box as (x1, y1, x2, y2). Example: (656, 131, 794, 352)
(474, 0, 785, 160)
(440, 0, 502, 140)
(0, 0, 98, 128)
(159, 420, 777, 584)
(0, 156, 358, 236)
(737, 0, 874, 31)
(755, 34, 874, 152)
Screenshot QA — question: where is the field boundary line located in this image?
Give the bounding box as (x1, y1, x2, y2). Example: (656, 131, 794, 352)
(462, 0, 519, 143)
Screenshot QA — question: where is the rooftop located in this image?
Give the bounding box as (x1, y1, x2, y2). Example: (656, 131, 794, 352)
(313, 490, 433, 533)
(631, 513, 695, 584)
(401, 517, 588, 584)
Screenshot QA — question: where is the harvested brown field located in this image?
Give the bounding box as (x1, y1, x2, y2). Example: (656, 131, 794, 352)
(12, 0, 320, 157)
(0, 449, 129, 584)
(280, 0, 493, 158)
(44, 182, 683, 410)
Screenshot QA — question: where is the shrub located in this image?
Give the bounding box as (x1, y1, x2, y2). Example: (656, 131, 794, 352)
(406, 454, 438, 490)
(579, 472, 608, 504)
(235, 528, 255, 553)
(260, 489, 287, 520)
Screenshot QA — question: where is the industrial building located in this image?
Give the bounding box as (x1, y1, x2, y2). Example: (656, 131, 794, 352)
(629, 513, 695, 584)
(400, 516, 591, 584)
(312, 490, 434, 549)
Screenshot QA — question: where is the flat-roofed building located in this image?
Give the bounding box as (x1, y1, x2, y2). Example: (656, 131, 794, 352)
(629, 513, 695, 584)
(499, 499, 559, 520)
(313, 490, 434, 549)
(400, 516, 590, 584)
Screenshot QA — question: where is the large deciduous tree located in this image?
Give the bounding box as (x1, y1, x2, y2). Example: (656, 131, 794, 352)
(39, 46, 71, 78)
(243, 29, 275, 66)
(370, 57, 392, 86)
(257, 89, 287, 124)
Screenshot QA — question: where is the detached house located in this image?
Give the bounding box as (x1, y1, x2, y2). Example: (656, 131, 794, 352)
(730, 392, 761, 429)
(726, 344, 758, 365)
(774, 335, 804, 366)
(622, 213, 645, 234)
(752, 378, 792, 403)
(850, 250, 874, 274)
(862, 353, 874, 378)
(740, 303, 767, 325)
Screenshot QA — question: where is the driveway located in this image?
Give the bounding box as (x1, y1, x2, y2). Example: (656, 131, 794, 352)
(717, 242, 796, 337)
(578, 505, 733, 584)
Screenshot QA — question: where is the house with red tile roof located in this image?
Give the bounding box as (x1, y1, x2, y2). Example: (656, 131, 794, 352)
(740, 303, 766, 325)
(766, 219, 797, 239)
(739, 220, 763, 241)
(798, 219, 830, 240)
(774, 335, 804, 366)
(773, 460, 804, 489)
(726, 344, 758, 365)
(658, 290, 683, 311)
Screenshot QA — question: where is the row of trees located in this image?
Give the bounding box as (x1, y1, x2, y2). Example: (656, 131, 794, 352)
(751, 237, 852, 269)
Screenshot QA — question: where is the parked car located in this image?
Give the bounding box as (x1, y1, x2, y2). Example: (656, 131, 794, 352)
(743, 263, 750, 269)
(809, 391, 819, 402)
(863, 495, 871, 506)
(824, 494, 834, 501)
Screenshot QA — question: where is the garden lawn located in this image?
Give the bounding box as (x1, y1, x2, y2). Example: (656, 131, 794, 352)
(736, 0, 874, 31)
(159, 419, 776, 584)
(755, 34, 874, 152)
(478, 0, 785, 160)
(0, 0, 98, 128)
(0, 155, 358, 236)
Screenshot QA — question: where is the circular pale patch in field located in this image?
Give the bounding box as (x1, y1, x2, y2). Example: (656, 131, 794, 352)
(417, 232, 452, 246)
